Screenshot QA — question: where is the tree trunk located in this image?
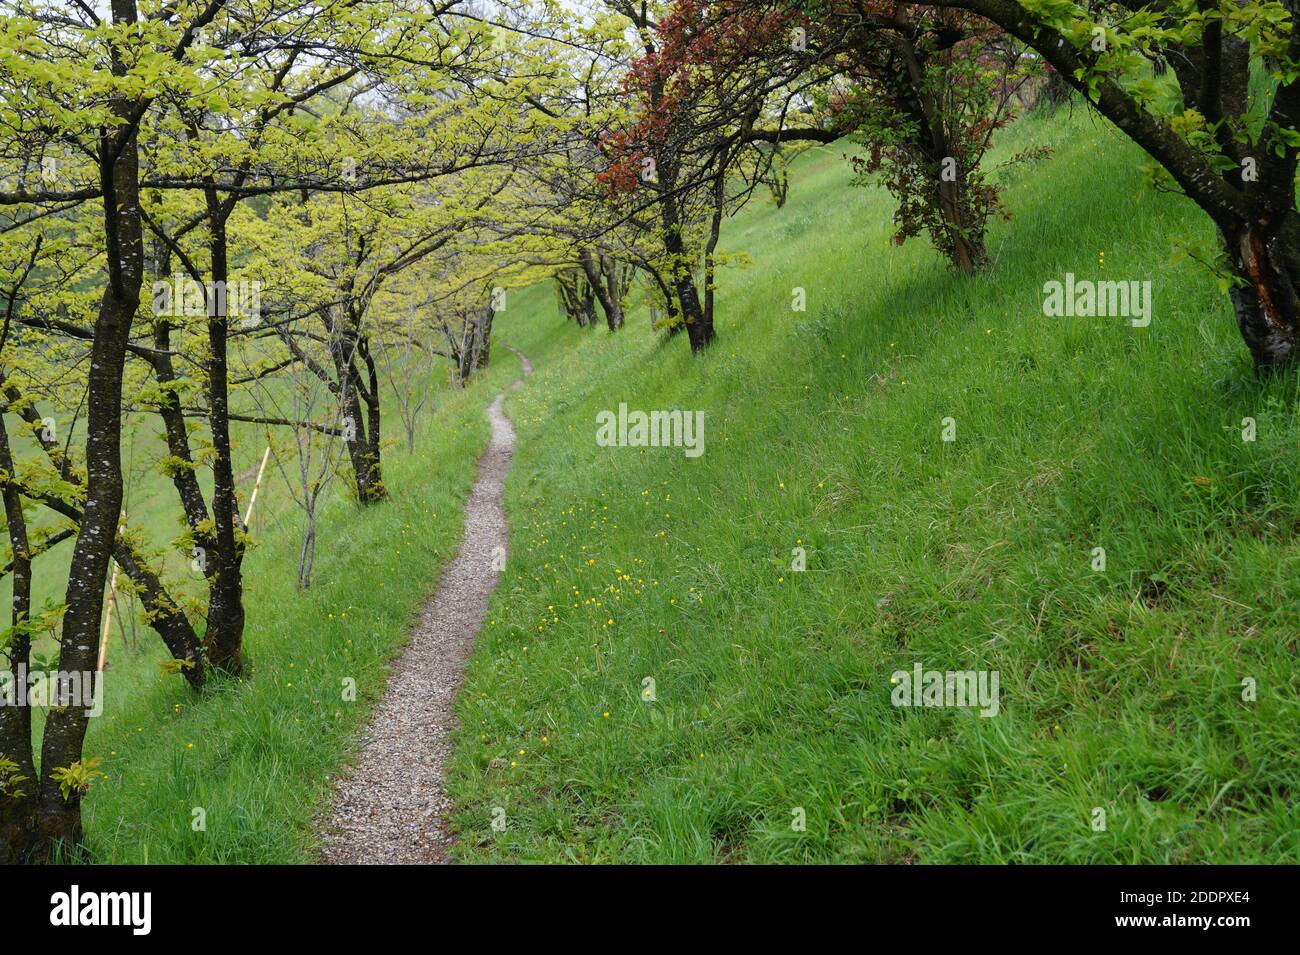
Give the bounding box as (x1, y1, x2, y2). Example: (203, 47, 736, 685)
(938, 182, 982, 275)
(581, 250, 623, 331)
(601, 256, 627, 330)
(353, 444, 384, 503)
(0, 412, 37, 863)
(297, 518, 316, 590)
(641, 262, 681, 335)
(1226, 215, 1300, 371)
(149, 279, 219, 553)
(663, 225, 713, 351)
(328, 315, 387, 504)
(36, 0, 144, 847)
(358, 336, 387, 501)
(555, 271, 597, 328)
(201, 207, 245, 676)
(150, 312, 224, 677)
(148, 243, 214, 542)
(895, 33, 986, 274)
(658, 161, 715, 351)
(475, 307, 495, 367)
(340, 383, 384, 504)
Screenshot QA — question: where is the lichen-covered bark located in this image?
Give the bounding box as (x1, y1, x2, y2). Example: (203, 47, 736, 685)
(0, 411, 37, 862)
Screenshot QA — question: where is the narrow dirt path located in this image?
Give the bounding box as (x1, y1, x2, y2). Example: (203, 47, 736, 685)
(503, 341, 533, 378)
(321, 343, 531, 864)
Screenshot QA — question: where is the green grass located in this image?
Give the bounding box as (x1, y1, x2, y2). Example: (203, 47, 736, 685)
(447, 105, 1300, 863)
(72, 347, 523, 862)
(18, 101, 1299, 864)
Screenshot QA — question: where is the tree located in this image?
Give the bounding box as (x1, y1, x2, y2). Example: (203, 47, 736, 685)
(580, 249, 634, 330)
(634, 1, 1038, 274)
(555, 266, 601, 326)
(0, 0, 550, 858)
(809, 0, 1300, 371)
(598, 0, 849, 350)
(372, 302, 438, 456)
(249, 335, 347, 590)
(0, 0, 222, 859)
(836, 8, 1041, 271)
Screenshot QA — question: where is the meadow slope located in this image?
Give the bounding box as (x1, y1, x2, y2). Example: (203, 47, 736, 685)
(40, 102, 1300, 865)
(448, 105, 1300, 863)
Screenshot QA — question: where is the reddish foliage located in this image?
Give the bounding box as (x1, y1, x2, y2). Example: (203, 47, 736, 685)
(598, 0, 807, 194)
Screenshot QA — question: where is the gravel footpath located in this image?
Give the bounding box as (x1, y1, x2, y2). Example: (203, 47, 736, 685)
(320, 345, 530, 864)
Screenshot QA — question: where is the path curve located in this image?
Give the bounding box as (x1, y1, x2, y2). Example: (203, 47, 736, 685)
(503, 341, 533, 378)
(321, 343, 530, 864)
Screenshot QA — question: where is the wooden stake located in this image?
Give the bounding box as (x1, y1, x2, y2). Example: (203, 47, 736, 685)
(243, 444, 271, 526)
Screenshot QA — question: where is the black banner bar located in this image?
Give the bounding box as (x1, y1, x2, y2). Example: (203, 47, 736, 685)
(5, 864, 1283, 942)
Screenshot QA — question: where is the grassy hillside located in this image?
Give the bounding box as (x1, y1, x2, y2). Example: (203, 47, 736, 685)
(447, 105, 1300, 863)
(27, 101, 1297, 864)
